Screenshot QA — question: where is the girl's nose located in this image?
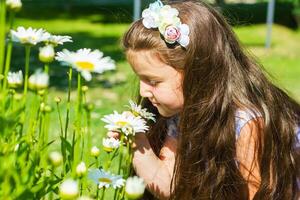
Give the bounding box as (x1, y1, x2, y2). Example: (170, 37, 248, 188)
(139, 80, 153, 98)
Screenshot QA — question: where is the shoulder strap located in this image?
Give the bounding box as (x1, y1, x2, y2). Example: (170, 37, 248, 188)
(235, 109, 262, 138)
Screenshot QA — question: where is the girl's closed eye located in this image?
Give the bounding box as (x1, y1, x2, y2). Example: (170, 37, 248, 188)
(149, 80, 159, 86)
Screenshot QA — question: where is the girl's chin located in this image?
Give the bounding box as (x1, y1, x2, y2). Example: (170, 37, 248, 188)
(156, 107, 175, 118)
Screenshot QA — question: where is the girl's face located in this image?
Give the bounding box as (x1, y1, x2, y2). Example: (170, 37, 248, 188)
(127, 50, 184, 117)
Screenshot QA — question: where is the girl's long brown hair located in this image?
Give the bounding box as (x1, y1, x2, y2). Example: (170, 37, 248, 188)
(122, 1, 300, 199)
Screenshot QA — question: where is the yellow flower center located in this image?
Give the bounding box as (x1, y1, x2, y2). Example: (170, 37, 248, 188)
(103, 146, 113, 152)
(75, 61, 95, 71)
(99, 178, 112, 183)
(132, 111, 140, 117)
(116, 121, 128, 127)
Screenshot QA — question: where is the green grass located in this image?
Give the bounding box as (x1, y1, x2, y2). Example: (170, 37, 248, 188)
(235, 24, 300, 101)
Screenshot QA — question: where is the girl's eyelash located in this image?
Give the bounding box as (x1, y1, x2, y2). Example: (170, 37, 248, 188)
(149, 80, 158, 86)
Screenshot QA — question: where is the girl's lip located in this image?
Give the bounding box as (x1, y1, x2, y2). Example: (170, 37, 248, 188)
(151, 102, 159, 106)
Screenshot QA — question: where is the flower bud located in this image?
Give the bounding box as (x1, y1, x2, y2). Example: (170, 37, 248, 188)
(7, 70, 23, 88)
(59, 179, 79, 200)
(77, 196, 94, 200)
(48, 151, 63, 167)
(81, 85, 88, 92)
(125, 176, 146, 199)
(37, 89, 45, 96)
(29, 70, 49, 90)
(6, 0, 22, 12)
(13, 93, 23, 101)
(39, 45, 55, 63)
(54, 96, 61, 103)
(84, 102, 94, 112)
(44, 105, 52, 113)
(90, 146, 100, 157)
(76, 162, 87, 177)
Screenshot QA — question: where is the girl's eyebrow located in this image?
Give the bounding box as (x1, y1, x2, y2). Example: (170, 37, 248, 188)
(138, 74, 161, 80)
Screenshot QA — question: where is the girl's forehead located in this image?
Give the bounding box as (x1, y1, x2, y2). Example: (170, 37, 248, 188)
(127, 49, 183, 79)
(126, 50, 166, 70)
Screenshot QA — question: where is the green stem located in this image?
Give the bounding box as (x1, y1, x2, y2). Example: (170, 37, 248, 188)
(95, 156, 99, 168)
(100, 188, 106, 200)
(79, 177, 83, 196)
(76, 73, 82, 126)
(23, 45, 31, 97)
(2, 10, 14, 91)
(96, 187, 99, 199)
(63, 67, 72, 173)
(76, 73, 83, 160)
(64, 67, 72, 137)
(44, 63, 49, 74)
(126, 142, 133, 177)
(49, 166, 55, 200)
(0, 0, 6, 76)
(118, 144, 123, 174)
(2, 41, 12, 91)
(87, 110, 91, 156)
(56, 102, 65, 169)
(113, 188, 118, 200)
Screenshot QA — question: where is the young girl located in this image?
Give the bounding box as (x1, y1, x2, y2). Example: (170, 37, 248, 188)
(119, 0, 300, 199)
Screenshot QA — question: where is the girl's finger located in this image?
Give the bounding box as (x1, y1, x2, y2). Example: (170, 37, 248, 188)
(107, 131, 120, 139)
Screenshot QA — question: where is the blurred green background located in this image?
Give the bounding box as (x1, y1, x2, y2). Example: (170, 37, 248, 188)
(8, 0, 300, 145)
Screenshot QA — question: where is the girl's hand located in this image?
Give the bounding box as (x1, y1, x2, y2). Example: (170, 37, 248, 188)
(106, 131, 120, 139)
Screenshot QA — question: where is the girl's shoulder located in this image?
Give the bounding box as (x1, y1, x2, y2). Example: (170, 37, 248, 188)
(235, 108, 300, 147)
(234, 108, 262, 138)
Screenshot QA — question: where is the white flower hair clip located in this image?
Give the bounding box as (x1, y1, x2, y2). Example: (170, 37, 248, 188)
(142, 0, 190, 48)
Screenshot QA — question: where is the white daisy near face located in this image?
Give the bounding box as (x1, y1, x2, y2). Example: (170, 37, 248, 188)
(55, 48, 116, 81)
(11, 27, 48, 46)
(127, 100, 156, 122)
(101, 111, 149, 136)
(88, 169, 125, 189)
(59, 179, 79, 200)
(28, 69, 49, 90)
(7, 70, 23, 88)
(125, 176, 146, 200)
(102, 137, 121, 152)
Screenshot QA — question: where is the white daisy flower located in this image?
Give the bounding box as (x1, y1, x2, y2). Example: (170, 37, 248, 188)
(39, 45, 55, 63)
(11, 27, 48, 45)
(127, 100, 156, 122)
(6, 0, 22, 12)
(101, 111, 148, 136)
(59, 179, 79, 200)
(7, 70, 23, 88)
(102, 137, 121, 152)
(28, 69, 49, 90)
(55, 48, 115, 81)
(88, 169, 125, 189)
(76, 162, 87, 177)
(43, 33, 73, 46)
(125, 176, 146, 199)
